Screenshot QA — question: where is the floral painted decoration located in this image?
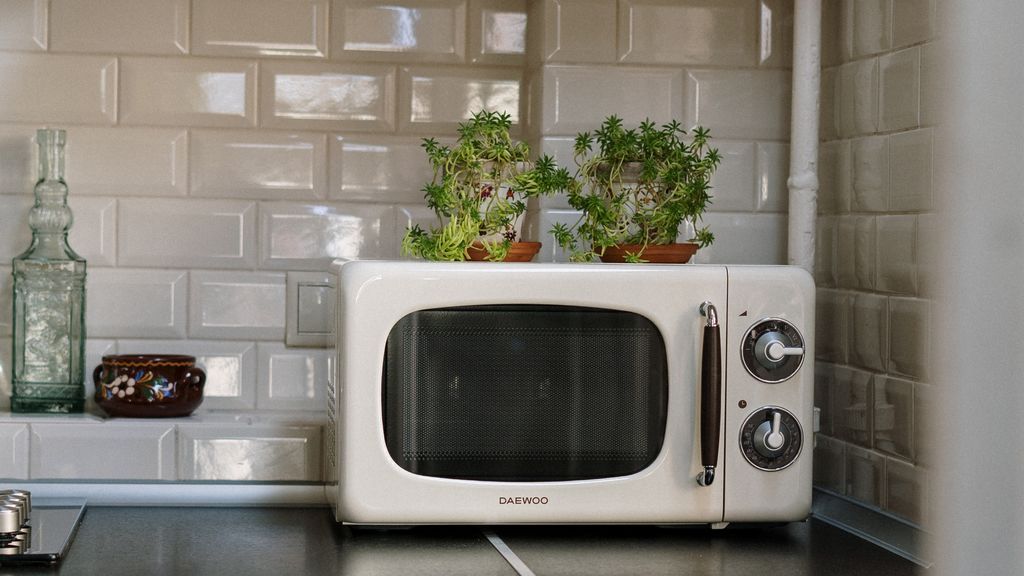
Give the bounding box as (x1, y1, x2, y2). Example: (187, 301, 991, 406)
(101, 370, 176, 402)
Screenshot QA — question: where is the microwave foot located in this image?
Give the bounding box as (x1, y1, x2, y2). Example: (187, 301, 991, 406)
(710, 522, 730, 530)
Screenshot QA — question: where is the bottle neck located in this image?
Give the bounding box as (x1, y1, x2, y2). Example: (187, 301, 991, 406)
(36, 128, 66, 184)
(20, 128, 80, 261)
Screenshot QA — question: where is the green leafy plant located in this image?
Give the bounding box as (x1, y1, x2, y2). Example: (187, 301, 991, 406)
(402, 110, 573, 261)
(551, 116, 721, 262)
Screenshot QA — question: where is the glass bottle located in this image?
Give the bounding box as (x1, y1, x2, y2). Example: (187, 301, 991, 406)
(11, 128, 86, 413)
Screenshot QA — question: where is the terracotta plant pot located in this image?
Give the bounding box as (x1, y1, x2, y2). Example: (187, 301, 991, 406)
(466, 241, 542, 262)
(599, 243, 698, 264)
(93, 355, 206, 418)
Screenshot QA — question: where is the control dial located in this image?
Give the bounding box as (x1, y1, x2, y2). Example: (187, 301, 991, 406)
(740, 406, 802, 471)
(741, 318, 805, 383)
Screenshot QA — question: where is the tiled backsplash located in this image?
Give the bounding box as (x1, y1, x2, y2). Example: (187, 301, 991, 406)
(815, 0, 934, 527)
(0, 0, 797, 485)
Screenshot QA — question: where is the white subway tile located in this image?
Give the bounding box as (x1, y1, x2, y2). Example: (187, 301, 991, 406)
(820, 67, 838, 141)
(707, 141, 756, 213)
(692, 213, 786, 265)
(813, 434, 845, 494)
(819, 0, 843, 66)
(836, 216, 855, 289)
(0, 337, 9, 410)
(618, 0, 757, 66)
(755, 141, 789, 212)
(84, 339, 116, 408)
(30, 422, 176, 480)
(818, 141, 840, 214)
(257, 343, 330, 411)
(846, 445, 885, 507)
(874, 376, 913, 460)
(886, 458, 927, 526)
(816, 216, 837, 288)
(0, 54, 117, 125)
(890, 128, 932, 212)
(0, 195, 31, 261)
(852, 136, 888, 212)
(852, 0, 891, 57)
(835, 365, 873, 447)
(854, 215, 876, 290)
(190, 130, 327, 200)
(0, 424, 29, 479)
(0, 126, 35, 195)
(759, 0, 794, 68)
(116, 339, 257, 410)
(189, 271, 286, 341)
(260, 202, 395, 270)
(0, 0, 47, 51)
(119, 199, 257, 269)
(815, 289, 847, 363)
(879, 47, 919, 132)
(178, 423, 321, 481)
(120, 57, 256, 128)
(260, 61, 396, 132)
(876, 215, 917, 295)
(893, 0, 934, 48)
(0, 267, 10, 337)
(65, 128, 188, 197)
(536, 0, 616, 63)
(890, 296, 930, 382)
(850, 292, 888, 373)
(837, 58, 878, 137)
(469, 0, 527, 65)
(399, 66, 521, 134)
(50, 0, 188, 54)
(192, 0, 328, 58)
(685, 69, 791, 140)
(542, 66, 683, 135)
(919, 41, 939, 127)
(332, 0, 467, 63)
(68, 197, 117, 267)
(520, 208, 579, 262)
(87, 268, 188, 339)
(329, 135, 435, 203)
(396, 204, 440, 257)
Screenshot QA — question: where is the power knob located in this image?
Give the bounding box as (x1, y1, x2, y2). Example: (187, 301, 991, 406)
(741, 318, 805, 383)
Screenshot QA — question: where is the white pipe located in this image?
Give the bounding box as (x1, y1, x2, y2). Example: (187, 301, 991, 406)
(787, 0, 821, 273)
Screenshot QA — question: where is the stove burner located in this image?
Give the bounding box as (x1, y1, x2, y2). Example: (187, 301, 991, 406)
(0, 494, 85, 566)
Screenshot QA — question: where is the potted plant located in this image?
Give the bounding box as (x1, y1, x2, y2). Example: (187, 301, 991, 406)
(551, 116, 721, 263)
(402, 110, 573, 262)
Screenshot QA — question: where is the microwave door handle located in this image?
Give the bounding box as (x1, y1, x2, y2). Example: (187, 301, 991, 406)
(697, 302, 722, 487)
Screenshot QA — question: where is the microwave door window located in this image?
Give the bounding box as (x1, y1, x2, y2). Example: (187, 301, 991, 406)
(383, 305, 669, 482)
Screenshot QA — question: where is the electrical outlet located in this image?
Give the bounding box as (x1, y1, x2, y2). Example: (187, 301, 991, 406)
(285, 272, 335, 348)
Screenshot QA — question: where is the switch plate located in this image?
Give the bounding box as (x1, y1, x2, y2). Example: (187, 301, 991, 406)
(285, 272, 335, 348)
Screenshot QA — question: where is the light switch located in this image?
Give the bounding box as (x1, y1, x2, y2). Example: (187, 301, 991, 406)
(286, 272, 336, 348)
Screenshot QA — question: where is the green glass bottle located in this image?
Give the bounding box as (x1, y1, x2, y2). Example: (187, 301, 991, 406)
(11, 128, 86, 413)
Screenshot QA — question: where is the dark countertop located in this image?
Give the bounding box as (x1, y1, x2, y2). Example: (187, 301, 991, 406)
(1, 507, 920, 576)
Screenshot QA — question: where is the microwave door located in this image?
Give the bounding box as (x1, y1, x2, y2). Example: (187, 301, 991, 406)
(382, 304, 670, 483)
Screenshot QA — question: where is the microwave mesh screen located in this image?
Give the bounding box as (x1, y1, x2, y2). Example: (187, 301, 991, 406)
(383, 305, 669, 481)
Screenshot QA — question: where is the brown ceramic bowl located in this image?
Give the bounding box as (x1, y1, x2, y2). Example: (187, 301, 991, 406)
(93, 355, 205, 418)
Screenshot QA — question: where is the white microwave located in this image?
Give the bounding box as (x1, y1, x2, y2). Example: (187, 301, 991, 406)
(327, 261, 814, 527)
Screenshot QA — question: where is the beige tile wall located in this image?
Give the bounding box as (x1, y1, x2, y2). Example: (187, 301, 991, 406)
(816, 0, 935, 527)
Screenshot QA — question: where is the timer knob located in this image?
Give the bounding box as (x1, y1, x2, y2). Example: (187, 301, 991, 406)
(741, 318, 806, 383)
(752, 410, 787, 457)
(740, 406, 803, 471)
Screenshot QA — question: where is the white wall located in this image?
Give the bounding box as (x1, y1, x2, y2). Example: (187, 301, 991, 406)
(0, 0, 792, 483)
